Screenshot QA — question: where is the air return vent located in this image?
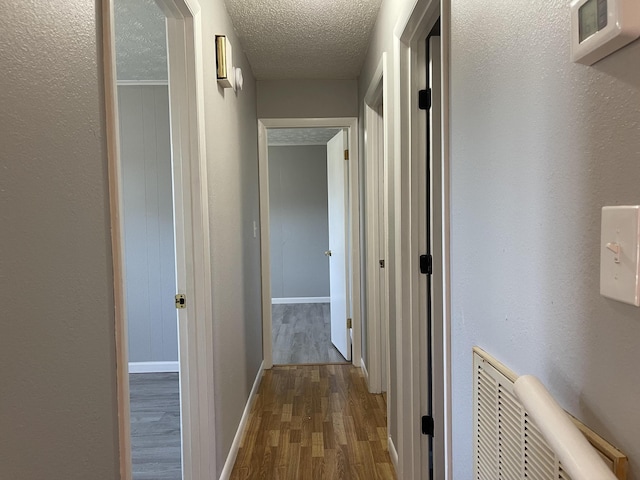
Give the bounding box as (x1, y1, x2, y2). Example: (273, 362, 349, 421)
(473, 347, 628, 480)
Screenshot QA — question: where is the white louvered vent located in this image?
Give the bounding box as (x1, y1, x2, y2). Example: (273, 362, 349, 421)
(473, 348, 627, 480)
(474, 351, 569, 480)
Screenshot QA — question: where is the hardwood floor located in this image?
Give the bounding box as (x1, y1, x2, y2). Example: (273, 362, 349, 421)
(272, 303, 348, 364)
(230, 365, 396, 480)
(129, 373, 182, 480)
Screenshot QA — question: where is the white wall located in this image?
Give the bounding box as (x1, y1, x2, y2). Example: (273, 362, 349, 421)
(449, 1, 640, 478)
(118, 85, 178, 364)
(269, 145, 330, 299)
(0, 2, 119, 479)
(198, 1, 263, 474)
(257, 79, 358, 118)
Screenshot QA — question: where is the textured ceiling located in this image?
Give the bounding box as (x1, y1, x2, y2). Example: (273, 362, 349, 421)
(268, 128, 341, 146)
(224, 0, 382, 79)
(114, 0, 167, 81)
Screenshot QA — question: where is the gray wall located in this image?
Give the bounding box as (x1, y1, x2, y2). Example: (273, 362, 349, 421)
(1, 1, 263, 478)
(450, 1, 640, 478)
(0, 2, 119, 479)
(198, 1, 263, 473)
(257, 79, 358, 118)
(118, 85, 178, 364)
(269, 145, 330, 299)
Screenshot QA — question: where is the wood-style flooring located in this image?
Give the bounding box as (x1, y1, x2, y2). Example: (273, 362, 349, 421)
(230, 365, 396, 480)
(129, 373, 182, 480)
(272, 303, 347, 364)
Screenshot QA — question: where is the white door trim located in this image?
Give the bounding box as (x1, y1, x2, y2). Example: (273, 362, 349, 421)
(394, 0, 452, 479)
(363, 53, 391, 398)
(103, 0, 216, 478)
(258, 118, 361, 369)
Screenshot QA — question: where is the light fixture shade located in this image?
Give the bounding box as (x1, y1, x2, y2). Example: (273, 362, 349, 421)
(215, 35, 234, 89)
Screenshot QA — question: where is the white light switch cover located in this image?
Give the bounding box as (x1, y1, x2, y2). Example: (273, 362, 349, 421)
(600, 206, 640, 306)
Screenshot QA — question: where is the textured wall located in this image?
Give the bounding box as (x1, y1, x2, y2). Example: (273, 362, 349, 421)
(114, 0, 168, 81)
(257, 79, 358, 118)
(269, 145, 330, 299)
(118, 85, 178, 364)
(450, 0, 640, 478)
(224, 0, 381, 79)
(197, 1, 263, 474)
(0, 1, 119, 479)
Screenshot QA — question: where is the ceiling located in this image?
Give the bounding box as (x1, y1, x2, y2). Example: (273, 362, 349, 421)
(224, 0, 383, 80)
(114, 0, 167, 81)
(267, 128, 341, 146)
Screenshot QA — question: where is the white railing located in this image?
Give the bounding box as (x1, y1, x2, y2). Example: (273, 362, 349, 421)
(514, 375, 617, 480)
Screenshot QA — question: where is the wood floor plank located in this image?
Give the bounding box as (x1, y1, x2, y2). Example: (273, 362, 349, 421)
(230, 365, 396, 479)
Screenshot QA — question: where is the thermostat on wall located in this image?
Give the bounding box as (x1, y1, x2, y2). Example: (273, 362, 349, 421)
(570, 0, 640, 65)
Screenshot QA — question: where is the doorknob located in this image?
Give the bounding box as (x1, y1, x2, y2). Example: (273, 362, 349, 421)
(325, 250, 332, 256)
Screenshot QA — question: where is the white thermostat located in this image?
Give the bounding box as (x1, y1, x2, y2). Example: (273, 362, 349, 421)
(570, 0, 640, 65)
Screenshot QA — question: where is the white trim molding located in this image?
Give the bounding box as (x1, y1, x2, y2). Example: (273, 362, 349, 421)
(128, 361, 180, 373)
(389, 436, 399, 474)
(271, 297, 330, 304)
(393, 0, 452, 478)
(363, 52, 390, 398)
(219, 361, 265, 480)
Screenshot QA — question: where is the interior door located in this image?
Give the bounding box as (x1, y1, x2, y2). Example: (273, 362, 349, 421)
(423, 27, 443, 480)
(376, 103, 388, 388)
(326, 129, 351, 361)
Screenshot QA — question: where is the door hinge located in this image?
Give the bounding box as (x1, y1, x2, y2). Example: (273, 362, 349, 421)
(175, 294, 186, 309)
(344, 149, 349, 161)
(421, 415, 434, 436)
(419, 254, 432, 275)
(347, 318, 352, 329)
(418, 89, 431, 110)
(379, 259, 385, 268)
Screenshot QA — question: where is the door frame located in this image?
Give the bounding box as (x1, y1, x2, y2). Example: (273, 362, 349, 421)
(258, 118, 361, 369)
(102, 0, 216, 478)
(394, 0, 452, 478)
(363, 53, 391, 397)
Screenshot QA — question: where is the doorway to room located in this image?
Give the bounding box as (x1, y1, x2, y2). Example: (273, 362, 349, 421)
(258, 118, 362, 369)
(113, 1, 182, 478)
(106, 0, 215, 478)
(266, 127, 348, 364)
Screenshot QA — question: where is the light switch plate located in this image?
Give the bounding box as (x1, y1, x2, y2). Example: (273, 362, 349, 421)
(600, 205, 640, 306)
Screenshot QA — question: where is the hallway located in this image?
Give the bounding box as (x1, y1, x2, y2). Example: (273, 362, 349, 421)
(229, 365, 395, 479)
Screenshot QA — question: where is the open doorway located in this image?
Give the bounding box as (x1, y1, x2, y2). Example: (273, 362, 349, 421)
(258, 119, 362, 369)
(114, 0, 181, 477)
(105, 0, 215, 477)
(266, 128, 347, 364)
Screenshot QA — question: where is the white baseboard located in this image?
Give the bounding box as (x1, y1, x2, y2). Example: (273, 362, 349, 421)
(360, 358, 370, 389)
(219, 361, 265, 480)
(128, 361, 179, 373)
(388, 436, 399, 474)
(271, 297, 330, 304)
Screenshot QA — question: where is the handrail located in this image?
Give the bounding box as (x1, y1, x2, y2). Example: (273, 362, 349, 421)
(514, 375, 617, 480)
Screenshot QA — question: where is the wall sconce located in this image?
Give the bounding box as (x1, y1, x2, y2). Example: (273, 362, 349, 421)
(215, 35, 243, 92)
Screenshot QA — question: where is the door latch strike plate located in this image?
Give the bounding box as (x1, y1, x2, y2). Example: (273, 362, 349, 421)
(419, 254, 432, 275)
(422, 415, 434, 436)
(175, 294, 186, 309)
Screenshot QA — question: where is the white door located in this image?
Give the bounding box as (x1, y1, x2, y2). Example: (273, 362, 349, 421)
(326, 130, 351, 361)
